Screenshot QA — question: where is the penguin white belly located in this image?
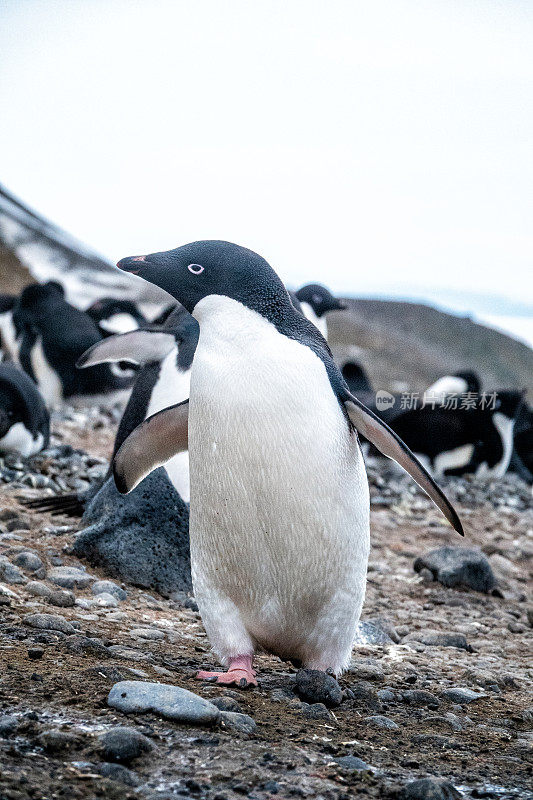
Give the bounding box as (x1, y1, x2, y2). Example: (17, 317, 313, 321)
(146, 349, 191, 502)
(0, 423, 43, 457)
(0, 313, 18, 361)
(30, 338, 63, 408)
(189, 296, 369, 674)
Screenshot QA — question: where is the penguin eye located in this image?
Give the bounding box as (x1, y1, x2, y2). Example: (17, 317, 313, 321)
(312, 294, 322, 305)
(188, 263, 204, 275)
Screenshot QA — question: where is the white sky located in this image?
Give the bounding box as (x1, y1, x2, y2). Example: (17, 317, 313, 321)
(1, 0, 532, 318)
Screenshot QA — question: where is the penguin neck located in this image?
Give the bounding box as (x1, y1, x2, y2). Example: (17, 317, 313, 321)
(193, 295, 277, 352)
(299, 302, 328, 340)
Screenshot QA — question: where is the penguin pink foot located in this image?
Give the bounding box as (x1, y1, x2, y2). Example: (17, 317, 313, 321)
(196, 655, 257, 688)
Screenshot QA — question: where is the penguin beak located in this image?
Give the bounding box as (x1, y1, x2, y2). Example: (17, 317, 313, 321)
(116, 255, 147, 275)
(337, 300, 348, 310)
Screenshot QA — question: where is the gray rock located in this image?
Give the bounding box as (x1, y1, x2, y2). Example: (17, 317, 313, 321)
(348, 662, 384, 682)
(93, 762, 140, 787)
(404, 630, 472, 651)
(92, 580, 127, 601)
(355, 618, 400, 645)
(414, 546, 497, 594)
(402, 690, 440, 708)
(377, 689, 396, 702)
(364, 714, 399, 729)
(219, 711, 256, 734)
(99, 726, 154, 763)
(130, 627, 165, 640)
(399, 777, 462, 799)
(38, 729, 83, 752)
(107, 681, 220, 725)
(48, 590, 75, 608)
(48, 565, 93, 589)
(335, 755, 372, 771)
(301, 702, 330, 720)
(441, 687, 486, 705)
(94, 592, 119, 608)
(211, 696, 242, 713)
(73, 470, 191, 597)
(25, 613, 75, 634)
(0, 556, 26, 584)
(294, 669, 343, 708)
(25, 581, 53, 599)
(12, 551, 45, 576)
(0, 715, 19, 737)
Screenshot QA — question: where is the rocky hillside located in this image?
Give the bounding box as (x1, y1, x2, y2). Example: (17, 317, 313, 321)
(329, 299, 533, 395)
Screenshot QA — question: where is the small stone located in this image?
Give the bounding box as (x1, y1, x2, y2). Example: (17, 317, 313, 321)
(414, 546, 497, 594)
(0, 715, 19, 737)
(99, 726, 154, 763)
(402, 690, 440, 708)
(25, 581, 52, 598)
(377, 689, 396, 702)
(48, 565, 93, 589)
(12, 551, 45, 576)
(348, 662, 384, 682)
(27, 647, 44, 660)
(0, 557, 26, 584)
(94, 762, 140, 787)
(404, 630, 471, 651)
(92, 580, 127, 601)
(219, 711, 256, 734)
(130, 627, 165, 640)
(335, 756, 372, 771)
(48, 590, 75, 608)
(38, 729, 82, 752)
(94, 592, 119, 608)
(301, 702, 330, 720)
(107, 681, 220, 725)
(211, 696, 242, 713)
(25, 613, 75, 634)
(355, 618, 400, 645)
(399, 777, 462, 799)
(364, 714, 399, 729)
(441, 687, 486, 705)
(508, 620, 525, 633)
(294, 669, 343, 708)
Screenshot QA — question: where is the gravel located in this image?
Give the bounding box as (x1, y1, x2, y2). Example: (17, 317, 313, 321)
(413, 546, 498, 594)
(441, 687, 486, 705)
(24, 613, 75, 634)
(293, 669, 343, 708)
(47, 566, 94, 589)
(219, 711, 257, 734)
(98, 726, 154, 763)
(107, 681, 221, 725)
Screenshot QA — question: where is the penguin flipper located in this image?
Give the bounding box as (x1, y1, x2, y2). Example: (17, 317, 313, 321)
(344, 394, 464, 536)
(77, 330, 176, 368)
(113, 399, 189, 494)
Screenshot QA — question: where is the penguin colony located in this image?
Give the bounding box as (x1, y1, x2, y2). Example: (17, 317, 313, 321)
(1, 244, 532, 686)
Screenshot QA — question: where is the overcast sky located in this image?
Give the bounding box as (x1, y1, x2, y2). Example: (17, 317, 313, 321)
(1, 1, 532, 324)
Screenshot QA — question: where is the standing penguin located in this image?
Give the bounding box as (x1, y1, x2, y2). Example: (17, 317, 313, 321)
(0, 294, 18, 362)
(87, 298, 147, 336)
(294, 283, 346, 339)
(114, 241, 462, 687)
(0, 363, 49, 456)
(12, 282, 134, 408)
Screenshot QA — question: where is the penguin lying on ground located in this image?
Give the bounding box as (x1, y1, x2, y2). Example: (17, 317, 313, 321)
(87, 298, 147, 336)
(294, 283, 346, 339)
(387, 389, 524, 479)
(12, 282, 134, 408)
(114, 240, 462, 687)
(0, 362, 49, 456)
(0, 293, 18, 362)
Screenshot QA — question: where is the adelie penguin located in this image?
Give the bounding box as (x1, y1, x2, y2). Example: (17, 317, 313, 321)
(12, 282, 134, 408)
(87, 298, 147, 336)
(0, 293, 18, 362)
(114, 240, 463, 688)
(0, 362, 49, 456)
(294, 283, 346, 339)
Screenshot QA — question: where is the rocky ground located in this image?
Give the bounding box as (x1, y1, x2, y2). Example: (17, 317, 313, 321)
(0, 408, 531, 800)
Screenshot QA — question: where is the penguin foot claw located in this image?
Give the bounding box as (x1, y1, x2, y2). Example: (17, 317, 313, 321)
(196, 655, 257, 688)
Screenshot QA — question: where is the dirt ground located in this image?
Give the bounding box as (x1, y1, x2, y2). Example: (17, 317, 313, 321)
(0, 417, 531, 800)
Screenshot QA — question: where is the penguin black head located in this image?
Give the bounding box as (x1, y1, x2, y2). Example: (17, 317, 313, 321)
(18, 281, 64, 310)
(454, 370, 481, 395)
(295, 284, 347, 316)
(117, 241, 290, 315)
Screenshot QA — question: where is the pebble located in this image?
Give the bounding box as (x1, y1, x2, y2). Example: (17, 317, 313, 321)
(219, 711, 256, 734)
(25, 613, 75, 634)
(402, 690, 440, 708)
(48, 565, 93, 589)
(107, 681, 221, 725)
(414, 546, 498, 594)
(48, 590, 76, 608)
(0, 715, 19, 737)
(92, 580, 127, 601)
(25, 581, 53, 599)
(348, 662, 384, 682)
(38, 729, 83, 752)
(355, 618, 399, 645)
(0, 556, 26, 584)
(399, 777, 462, 799)
(441, 687, 486, 705)
(99, 726, 154, 763)
(93, 762, 141, 787)
(377, 689, 396, 702)
(301, 702, 330, 720)
(12, 551, 45, 577)
(334, 756, 373, 771)
(404, 630, 472, 651)
(94, 592, 119, 608)
(294, 669, 343, 708)
(211, 696, 242, 713)
(364, 714, 399, 729)
(130, 627, 165, 640)
(27, 647, 44, 660)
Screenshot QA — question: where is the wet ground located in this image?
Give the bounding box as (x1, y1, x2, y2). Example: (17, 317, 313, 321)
(0, 410, 531, 800)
